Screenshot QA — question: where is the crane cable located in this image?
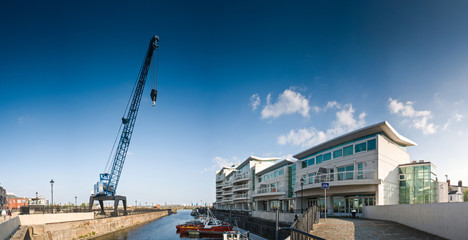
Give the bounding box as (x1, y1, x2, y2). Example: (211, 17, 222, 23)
(150, 47, 159, 91)
(104, 48, 147, 173)
(104, 43, 159, 174)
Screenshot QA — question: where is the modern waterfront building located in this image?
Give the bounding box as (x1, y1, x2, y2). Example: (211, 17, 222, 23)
(215, 121, 450, 221)
(294, 121, 417, 216)
(215, 156, 279, 211)
(253, 159, 296, 213)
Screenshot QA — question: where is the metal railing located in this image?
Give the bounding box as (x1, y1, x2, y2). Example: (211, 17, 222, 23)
(233, 184, 249, 190)
(298, 169, 377, 188)
(256, 187, 286, 194)
(234, 172, 250, 181)
(282, 205, 321, 240)
(233, 193, 249, 200)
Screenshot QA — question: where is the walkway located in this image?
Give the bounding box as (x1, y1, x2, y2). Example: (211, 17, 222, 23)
(310, 218, 445, 240)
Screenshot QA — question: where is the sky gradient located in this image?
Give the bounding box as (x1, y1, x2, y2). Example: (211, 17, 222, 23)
(1, 0, 468, 206)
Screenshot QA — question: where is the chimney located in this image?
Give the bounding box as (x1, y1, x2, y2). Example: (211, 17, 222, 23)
(458, 180, 462, 187)
(447, 180, 451, 186)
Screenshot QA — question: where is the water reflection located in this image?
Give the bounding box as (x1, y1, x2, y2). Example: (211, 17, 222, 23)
(94, 209, 195, 240)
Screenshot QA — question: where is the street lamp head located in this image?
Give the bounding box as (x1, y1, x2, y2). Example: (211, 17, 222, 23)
(50, 179, 54, 185)
(300, 177, 304, 185)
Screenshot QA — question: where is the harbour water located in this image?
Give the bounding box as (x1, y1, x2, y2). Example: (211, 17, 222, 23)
(94, 209, 195, 240)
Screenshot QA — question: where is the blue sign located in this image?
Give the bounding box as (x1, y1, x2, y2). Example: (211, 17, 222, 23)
(321, 182, 330, 189)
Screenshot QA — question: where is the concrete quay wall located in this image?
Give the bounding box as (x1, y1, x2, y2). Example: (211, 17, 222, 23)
(1, 216, 21, 240)
(20, 213, 94, 226)
(28, 210, 169, 240)
(364, 202, 468, 240)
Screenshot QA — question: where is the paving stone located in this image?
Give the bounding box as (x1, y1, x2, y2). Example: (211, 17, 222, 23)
(310, 218, 445, 240)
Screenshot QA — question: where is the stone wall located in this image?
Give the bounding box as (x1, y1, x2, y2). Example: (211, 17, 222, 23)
(212, 210, 290, 240)
(28, 210, 170, 240)
(0, 216, 21, 240)
(364, 202, 468, 240)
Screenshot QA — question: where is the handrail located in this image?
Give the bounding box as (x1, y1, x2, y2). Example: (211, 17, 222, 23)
(297, 169, 377, 188)
(279, 227, 326, 240)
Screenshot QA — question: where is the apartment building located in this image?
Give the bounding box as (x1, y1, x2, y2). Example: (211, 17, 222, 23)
(253, 159, 296, 212)
(215, 121, 449, 220)
(215, 156, 279, 210)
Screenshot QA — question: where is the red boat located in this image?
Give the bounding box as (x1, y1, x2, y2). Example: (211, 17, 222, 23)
(176, 209, 233, 234)
(177, 218, 233, 233)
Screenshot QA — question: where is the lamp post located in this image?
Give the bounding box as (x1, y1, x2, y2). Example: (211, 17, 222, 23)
(50, 179, 54, 206)
(300, 177, 304, 214)
(75, 196, 77, 206)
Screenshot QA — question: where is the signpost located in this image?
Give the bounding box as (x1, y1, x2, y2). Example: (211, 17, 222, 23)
(321, 182, 329, 221)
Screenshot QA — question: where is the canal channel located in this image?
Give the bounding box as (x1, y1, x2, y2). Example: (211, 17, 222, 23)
(94, 209, 196, 240)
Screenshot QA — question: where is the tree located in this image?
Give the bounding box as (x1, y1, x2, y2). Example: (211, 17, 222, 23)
(463, 189, 468, 202)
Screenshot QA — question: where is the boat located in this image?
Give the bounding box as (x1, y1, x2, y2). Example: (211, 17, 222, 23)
(176, 208, 233, 234)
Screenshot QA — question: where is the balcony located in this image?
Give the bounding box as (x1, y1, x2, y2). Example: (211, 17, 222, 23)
(216, 189, 223, 194)
(297, 169, 378, 190)
(216, 176, 224, 183)
(223, 197, 232, 203)
(232, 184, 250, 192)
(233, 172, 250, 184)
(222, 183, 233, 190)
(253, 187, 286, 197)
(233, 193, 250, 201)
(223, 190, 233, 196)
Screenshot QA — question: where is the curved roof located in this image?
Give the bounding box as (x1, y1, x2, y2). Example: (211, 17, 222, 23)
(293, 121, 416, 159)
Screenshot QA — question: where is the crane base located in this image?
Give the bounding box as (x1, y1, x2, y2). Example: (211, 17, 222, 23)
(89, 195, 127, 217)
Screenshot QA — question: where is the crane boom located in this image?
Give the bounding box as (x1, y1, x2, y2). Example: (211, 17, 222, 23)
(93, 35, 159, 198)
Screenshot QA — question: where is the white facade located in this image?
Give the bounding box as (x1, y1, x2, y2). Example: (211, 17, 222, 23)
(214, 121, 446, 221)
(215, 156, 278, 210)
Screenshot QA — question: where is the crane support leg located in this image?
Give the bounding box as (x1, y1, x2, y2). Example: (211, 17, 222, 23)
(89, 195, 128, 217)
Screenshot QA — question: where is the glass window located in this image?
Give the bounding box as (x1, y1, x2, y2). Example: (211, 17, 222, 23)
(367, 139, 376, 150)
(316, 155, 323, 164)
(343, 145, 353, 156)
(307, 158, 315, 166)
(323, 152, 331, 161)
(308, 173, 315, 184)
(355, 142, 367, 153)
(333, 149, 342, 158)
(302, 160, 307, 168)
(279, 169, 284, 175)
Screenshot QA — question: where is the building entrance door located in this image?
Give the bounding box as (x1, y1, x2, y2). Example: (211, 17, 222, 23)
(307, 199, 317, 208)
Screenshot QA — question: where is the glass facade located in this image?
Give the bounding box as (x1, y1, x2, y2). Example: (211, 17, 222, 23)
(399, 164, 437, 204)
(300, 134, 378, 169)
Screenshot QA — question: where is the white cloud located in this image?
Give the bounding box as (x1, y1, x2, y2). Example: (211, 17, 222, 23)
(249, 94, 261, 111)
(388, 98, 437, 135)
(443, 113, 463, 130)
(278, 104, 366, 148)
(200, 156, 239, 174)
(261, 89, 310, 119)
(17, 116, 29, 124)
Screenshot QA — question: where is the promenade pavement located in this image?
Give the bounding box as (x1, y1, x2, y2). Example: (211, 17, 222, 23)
(310, 218, 445, 240)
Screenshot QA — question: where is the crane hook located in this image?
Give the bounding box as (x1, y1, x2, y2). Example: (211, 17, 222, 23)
(150, 89, 158, 107)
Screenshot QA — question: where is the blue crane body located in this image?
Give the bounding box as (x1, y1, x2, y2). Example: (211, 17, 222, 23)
(89, 35, 159, 215)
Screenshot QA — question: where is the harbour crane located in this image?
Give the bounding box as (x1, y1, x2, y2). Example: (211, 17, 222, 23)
(89, 35, 160, 216)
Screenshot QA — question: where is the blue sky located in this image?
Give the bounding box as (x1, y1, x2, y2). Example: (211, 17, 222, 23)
(1, 1, 467, 205)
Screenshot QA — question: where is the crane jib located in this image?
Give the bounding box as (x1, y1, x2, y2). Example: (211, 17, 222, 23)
(94, 35, 159, 197)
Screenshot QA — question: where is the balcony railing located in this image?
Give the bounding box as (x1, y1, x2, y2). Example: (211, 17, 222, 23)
(216, 176, 224, 183)
(233, 193, 250, 200)
(222, 183, 233, 189)
(297, 169, 377, 188)
(256, 187, 286, 195)
(233, 184, 249, 190)
(233, 172, 251, 182)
